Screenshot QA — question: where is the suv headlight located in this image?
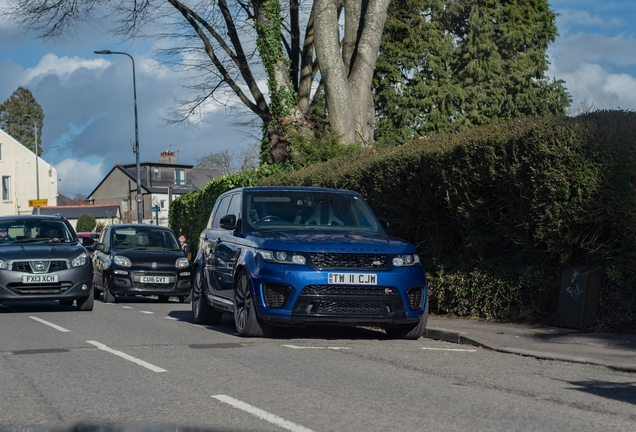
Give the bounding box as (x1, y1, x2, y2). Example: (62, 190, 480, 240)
(175, 257, 190, 269)
(114, 255, 132, 267)
(257, 249, 307, 265)
(392, 254, 420, 267)
(71, 252, 89, 268)
(0, 259, 7, 270)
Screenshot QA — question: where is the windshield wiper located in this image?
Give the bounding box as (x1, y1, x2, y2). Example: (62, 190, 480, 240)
(10, 238, 49, 243)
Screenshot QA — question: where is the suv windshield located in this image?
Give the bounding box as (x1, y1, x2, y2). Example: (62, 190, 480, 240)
(0, 219, 74, 244)
(244, 190, 383, 233)
(111, 227, 180, 250)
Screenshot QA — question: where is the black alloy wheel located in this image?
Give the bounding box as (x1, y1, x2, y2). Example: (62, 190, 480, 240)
(102, 279, 116, 303)
(192, 268, 222, 325)
(76, 289, 94, 311)
(233, 270, 273, 337)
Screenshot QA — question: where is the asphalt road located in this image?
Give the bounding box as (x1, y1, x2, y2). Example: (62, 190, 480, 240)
(1, 297, 634, 432)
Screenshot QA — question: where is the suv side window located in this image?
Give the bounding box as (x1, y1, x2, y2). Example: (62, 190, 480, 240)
(212, 195, 232, 229)
(226, 193, 241, 221)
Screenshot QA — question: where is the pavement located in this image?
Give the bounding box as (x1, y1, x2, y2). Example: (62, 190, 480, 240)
(424, 315, 636, 373)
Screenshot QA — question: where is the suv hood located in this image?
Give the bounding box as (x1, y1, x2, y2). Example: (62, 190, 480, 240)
(246, 230, 416, 254)
(0, 243, 86, 261)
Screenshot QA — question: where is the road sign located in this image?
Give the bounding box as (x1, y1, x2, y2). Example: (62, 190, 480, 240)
(135, 194, 143, 203)
(152, 205, 160, 213)
(29, 199, 48, 207)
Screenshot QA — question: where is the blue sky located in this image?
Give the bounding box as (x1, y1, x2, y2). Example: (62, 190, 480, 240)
(1, 0, 635, 197)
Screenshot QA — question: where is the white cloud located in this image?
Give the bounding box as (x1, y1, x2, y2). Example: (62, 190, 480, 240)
(550, 62, 636, 110)
(54, 159, 105, 198)
(23, 54, 110, 85)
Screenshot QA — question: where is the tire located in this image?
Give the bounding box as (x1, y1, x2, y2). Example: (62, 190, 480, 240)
(180, 292, 192, 303)
(233, 270, 273, 337)
(102, 279, 116, 303)
(59, 299, 74, 306)
(192, 269, 222, 325)
(94, 288, 101, 301)
(385, 300, 429, 340)
(77, 289, 94, 311)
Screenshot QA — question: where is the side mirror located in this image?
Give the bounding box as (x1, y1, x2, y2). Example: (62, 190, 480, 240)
(82, 237, 95, 247)
(183, 245, 191, 255)
(94, 243, 105, 251)
(220, 214, 237, 230)
(379, 218, 389, 231)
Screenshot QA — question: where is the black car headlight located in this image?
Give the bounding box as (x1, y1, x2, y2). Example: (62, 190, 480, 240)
(392, 254, 420, 267)
(175, 257, 190, 269)
(114, 255, 132, 267)
(71, 252, 90, 268)
(257, 249, 307, 265)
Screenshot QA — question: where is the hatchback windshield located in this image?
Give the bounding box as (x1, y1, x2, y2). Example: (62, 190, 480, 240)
(244, 190, 383, 233)
(0, 219, 74, 244)
(111, 227, 180, 250)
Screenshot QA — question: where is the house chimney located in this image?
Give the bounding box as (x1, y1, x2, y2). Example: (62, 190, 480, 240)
(159, 151, 177, 164)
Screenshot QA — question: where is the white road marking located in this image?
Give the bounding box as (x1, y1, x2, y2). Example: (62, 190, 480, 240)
(422, 347, 477, 352)
(164, 317, 178, 320)
(140, 311, 154, 314)
(121, 306, 134, 309)
(86, 340, 167, 372)
(29, 316, 70, 332)
(282, 344, 351, 350)
(212, 394, 315, 432)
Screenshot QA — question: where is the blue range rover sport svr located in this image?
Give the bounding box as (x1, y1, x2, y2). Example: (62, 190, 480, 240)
(191, 186, 428, 339)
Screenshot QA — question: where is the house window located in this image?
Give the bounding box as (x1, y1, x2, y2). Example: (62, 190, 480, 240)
(122, 200, 129, 211)
(154, 167, 160, 179)
(2, 176, 9, 201)
(175, 169, 185, 186)
(160, 200, 166, 209)
(0, 144, 3, 161)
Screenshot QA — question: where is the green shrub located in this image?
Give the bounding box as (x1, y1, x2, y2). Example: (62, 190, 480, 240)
(76, 213, 97, 232)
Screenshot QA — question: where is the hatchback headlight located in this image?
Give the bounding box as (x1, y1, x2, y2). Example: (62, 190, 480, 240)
(392, 254, 420, 267)
(175, 257, 190, 269)
(257, 249, 307, 265)
(114, 255, 132, 267)
(71, 252, 89, 268)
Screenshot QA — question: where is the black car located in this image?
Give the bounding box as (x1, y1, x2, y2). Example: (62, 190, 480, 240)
(0, 215, 94, 310)
(92, 224, 192, 302)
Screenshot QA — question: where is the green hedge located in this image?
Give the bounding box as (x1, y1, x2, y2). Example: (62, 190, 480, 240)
(258, 111, 636, 331)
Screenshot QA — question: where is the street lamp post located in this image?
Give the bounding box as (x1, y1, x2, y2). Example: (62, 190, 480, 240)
(23, 114, 40, 215)
(94, 49, 143, 224)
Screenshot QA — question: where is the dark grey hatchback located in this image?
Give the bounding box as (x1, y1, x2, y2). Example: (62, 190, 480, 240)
(0, 215, 94, 310)
(92, 224, 192, 302)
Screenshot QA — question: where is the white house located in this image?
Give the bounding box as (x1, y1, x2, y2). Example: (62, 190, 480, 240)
(0, 128, 58, 216)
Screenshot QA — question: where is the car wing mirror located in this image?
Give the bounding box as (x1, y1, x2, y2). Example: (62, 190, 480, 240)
(220, 214, 237, 230)
(94, 243, 105, 251)
(379, 218, 389, 231)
